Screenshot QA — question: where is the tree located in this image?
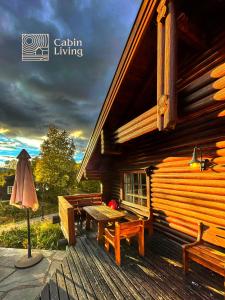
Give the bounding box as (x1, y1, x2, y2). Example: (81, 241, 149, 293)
(34, 126, 77, 200)
(78, 180, 101, 193)
(4, 159, 17, 170)
(0, 173, 6, 187)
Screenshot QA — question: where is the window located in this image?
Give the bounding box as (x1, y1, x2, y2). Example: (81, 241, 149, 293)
(123, 172, 147, 207)
(7, 186, 13, 195)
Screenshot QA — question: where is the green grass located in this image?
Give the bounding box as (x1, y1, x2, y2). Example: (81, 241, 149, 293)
(0, 200, 58, 225)
(0, 220, 65, 250)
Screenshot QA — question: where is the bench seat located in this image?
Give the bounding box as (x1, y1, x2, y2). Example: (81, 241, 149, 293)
(187, 244, 225, 276)
(182, 221, 225, 291)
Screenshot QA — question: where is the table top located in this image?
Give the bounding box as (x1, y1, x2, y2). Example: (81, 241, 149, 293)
(83, 205, 125, 222)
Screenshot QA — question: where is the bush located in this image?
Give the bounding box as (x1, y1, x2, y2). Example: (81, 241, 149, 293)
(0, 221, 65, 250)
(0, 201, 58, 225)
(36, 222, 64, 249)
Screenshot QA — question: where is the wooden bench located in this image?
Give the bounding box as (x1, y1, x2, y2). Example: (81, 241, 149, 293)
(119, 200, 153, 237)
(182, 222, 225, 286)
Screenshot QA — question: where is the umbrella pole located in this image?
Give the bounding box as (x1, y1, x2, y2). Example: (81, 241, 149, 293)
(15, 207, 43, 268)
(27, 208, 32, 258)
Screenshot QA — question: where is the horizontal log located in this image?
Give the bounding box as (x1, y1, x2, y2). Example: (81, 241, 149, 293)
(214, 87, 225, 100)
(152, 182, 225, 195)
(183, 94, 217, 113)
(155, 214, 198, 229)
(154, 157, 225, 168)
(154, 218, 197, 237)
(154, 158, 213, 169)
(181, 62, 225, 95)
(151, 187, 225, 202)
(181, 71, 215, 95)
(183, 75, 225, 104)
(211, 62, 225, 78)
(152, 203, 225, 226)
(116, 122, 157, 143)
(125, 137, 225, 165)
(128, 121, 225, 158)
(213, 75, 225, 89)
(154, 223, 193, 243)
(178, 53, 225, 90)
(151, 177, 225, 188)
(153, 165, 225, 173)
(179, 36, 225, 79)
(152, 192, 225, 208)
(152, 172, 225, 179)
(124, 104, 225, 150)
(153, 208, 221, 229)
(114, 114, 157, 140)
(125, 140, 225, 165)
(152, 198, 225, 217)
(115, 106, 157, 134)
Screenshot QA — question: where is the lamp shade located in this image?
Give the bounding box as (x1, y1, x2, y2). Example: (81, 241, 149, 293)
(189, 147, 202, 169)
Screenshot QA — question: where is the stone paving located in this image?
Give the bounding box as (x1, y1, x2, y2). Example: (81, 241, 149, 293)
(0, 247, 67, 300)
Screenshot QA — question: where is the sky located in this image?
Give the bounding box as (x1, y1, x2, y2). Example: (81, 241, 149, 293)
(0, 0, 141, 165)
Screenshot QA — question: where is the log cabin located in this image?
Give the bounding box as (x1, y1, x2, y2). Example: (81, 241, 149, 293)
(77, 0, 225, 245)
(52, 0, 225, 298)
(70, 0, 225, 293)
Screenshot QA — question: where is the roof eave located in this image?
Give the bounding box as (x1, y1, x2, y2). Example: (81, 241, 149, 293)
(77, 0, 158, 182)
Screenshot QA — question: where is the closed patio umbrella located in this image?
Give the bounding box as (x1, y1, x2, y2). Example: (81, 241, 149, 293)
(10, 149, 43, 268)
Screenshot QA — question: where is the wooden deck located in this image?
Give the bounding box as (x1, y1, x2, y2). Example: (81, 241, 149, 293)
(38, 233, 224, 300)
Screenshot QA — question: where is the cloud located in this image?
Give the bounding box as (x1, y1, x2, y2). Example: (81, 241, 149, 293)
(0, 0, 141, 161)
(0, 128, 10, 134)
(70, 130, 88, 140)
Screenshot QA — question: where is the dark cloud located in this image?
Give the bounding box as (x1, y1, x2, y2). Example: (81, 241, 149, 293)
(0, 0, 141, 148)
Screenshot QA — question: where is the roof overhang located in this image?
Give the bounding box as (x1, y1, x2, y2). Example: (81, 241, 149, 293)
(77, 0, 159, 182)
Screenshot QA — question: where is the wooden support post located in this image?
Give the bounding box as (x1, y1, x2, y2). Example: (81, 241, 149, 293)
(157, 1, 165, 130)
(157, 0, 177, 131)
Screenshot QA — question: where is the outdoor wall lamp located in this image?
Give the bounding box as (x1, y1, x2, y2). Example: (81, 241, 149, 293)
(189, 146, 208, 171)
(145, 165, 155, 176)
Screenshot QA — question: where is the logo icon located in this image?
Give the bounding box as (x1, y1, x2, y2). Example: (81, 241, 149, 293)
(22, 34, 49, 61)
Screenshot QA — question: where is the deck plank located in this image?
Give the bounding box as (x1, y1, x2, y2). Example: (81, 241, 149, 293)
(84, 237, 151, 300)
(75, 238, 114, 300)
(40, 233, 224, 300)
(77, 238, 124, 300)
(56, 264, 69, 300)
(149, 237, 224, 300)
(66, 251, 87, 300)
(61, 258, 78, 300)
(40, 283, 50, 300)
(49, 272, 59, 300)
(69, 247, 96, 300)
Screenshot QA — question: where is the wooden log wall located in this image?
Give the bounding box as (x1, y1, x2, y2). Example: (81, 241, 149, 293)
(114, 106, 157, 143)
(109, 34, 225, 244)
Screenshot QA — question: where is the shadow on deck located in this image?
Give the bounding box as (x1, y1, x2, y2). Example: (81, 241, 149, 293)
(39, 233, 224, 300)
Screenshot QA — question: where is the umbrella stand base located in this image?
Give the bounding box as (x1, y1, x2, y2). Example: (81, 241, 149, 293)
(15, 253, 43, 269)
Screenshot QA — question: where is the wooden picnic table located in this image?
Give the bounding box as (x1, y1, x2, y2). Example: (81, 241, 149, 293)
(83, 205, 125, 242)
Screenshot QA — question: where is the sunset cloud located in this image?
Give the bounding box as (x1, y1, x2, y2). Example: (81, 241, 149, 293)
(0, 0, 141, 163)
